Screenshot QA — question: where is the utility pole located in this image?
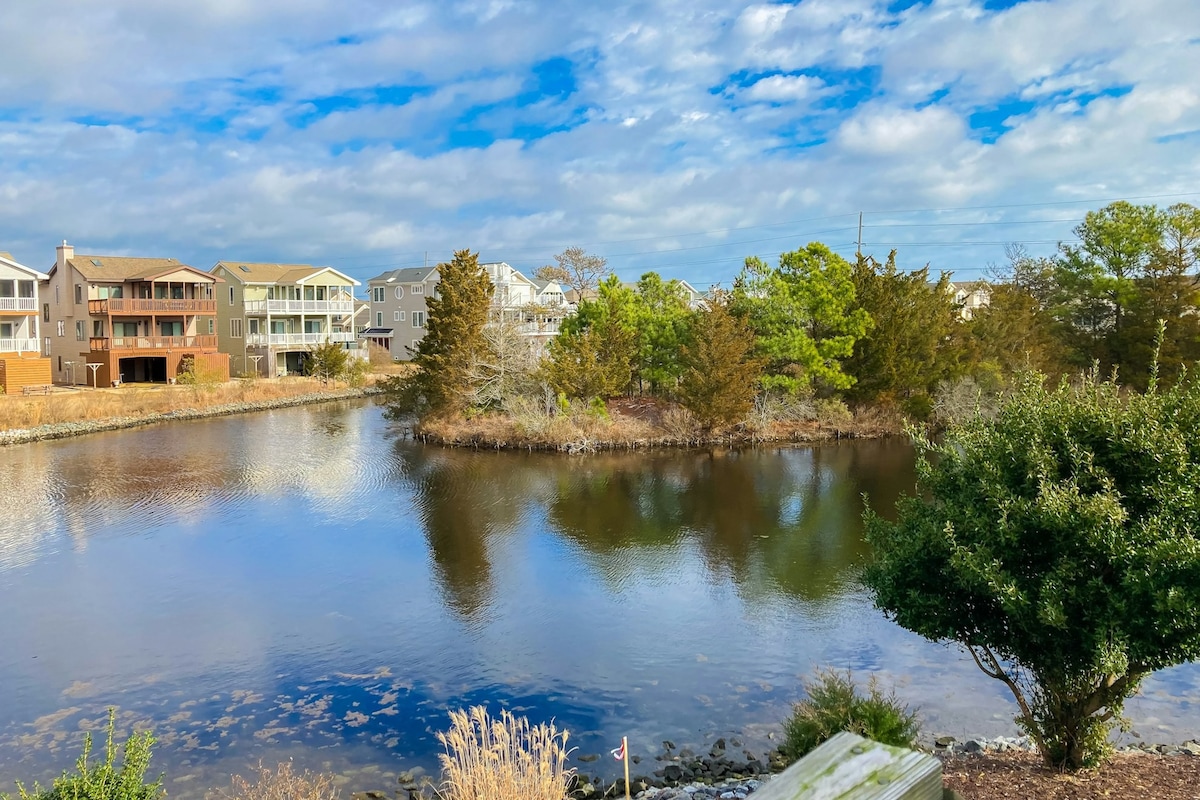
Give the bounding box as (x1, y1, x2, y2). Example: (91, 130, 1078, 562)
(857, 212, 863, 258)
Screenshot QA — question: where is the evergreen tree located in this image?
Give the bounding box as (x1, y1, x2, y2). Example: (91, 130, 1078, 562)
(678, 292, 763, 430)
(543, 275, 637, 399)
(395, 249, 493, 416)
(844, 251, 963, 405)
(732, 242, 870, 395)
(630, 272, 693, 394)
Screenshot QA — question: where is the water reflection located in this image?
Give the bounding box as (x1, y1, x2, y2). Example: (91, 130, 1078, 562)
(0, 404, 1196, 798)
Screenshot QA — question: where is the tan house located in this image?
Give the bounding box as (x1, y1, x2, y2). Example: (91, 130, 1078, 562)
(44, 242, 227, 387)
(363, 266, 439, 361)
(0, 251, 51, 392)
(210, 261, 360, 377)
(949, 280, 991, 320)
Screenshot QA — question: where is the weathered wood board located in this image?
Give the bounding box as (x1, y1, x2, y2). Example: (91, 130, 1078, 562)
(752, 732, 943, 800)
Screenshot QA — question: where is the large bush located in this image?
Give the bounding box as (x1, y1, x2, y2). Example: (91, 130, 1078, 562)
(865, 366, 1200, 769)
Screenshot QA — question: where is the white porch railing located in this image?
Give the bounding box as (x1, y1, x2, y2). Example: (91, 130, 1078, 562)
(243, 300, 355, 314)
(0, 337, 39, 353)
(0, 298, 38, 312)
(246, 332, 356, 346)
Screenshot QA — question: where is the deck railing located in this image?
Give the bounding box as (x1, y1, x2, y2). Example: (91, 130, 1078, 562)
(246, 332, 356, 346)
(243, 299, 355, 314)
(0, 298, 38, 312)
(0, 337, 39, 353)
(88, 298, 216, 314)
(89, 335, 219, 351)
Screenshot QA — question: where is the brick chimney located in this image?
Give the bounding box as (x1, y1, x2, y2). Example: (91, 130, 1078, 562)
(57, 239, 74, 271)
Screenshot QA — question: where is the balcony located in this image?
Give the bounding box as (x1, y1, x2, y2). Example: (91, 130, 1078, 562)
(89, 335, 219, 352)
(0, 337, 39, 353)
(246, 332, 356, 347)
(0, 298, 38, 312)
(88, 298, 217, 315)
(243, 299, 355, 315)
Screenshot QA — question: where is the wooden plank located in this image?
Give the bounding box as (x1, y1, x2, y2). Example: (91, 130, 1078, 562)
(752, 732, 942, 800)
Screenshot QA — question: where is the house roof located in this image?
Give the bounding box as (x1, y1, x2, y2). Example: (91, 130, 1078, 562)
(950, 280, 989, 292)
(0, 251, 49, 280)
(361, 327, 393, 336)
(367, 266, 439, 284)
(63, 255, 220, 283)
(212, 261, 359, 286)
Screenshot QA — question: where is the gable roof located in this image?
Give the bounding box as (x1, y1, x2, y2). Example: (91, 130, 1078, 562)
(366, 266, 439, 284)
(64, 254, 219, 283)
(0, 251, 49, 280)
(212, 261, 359, 286)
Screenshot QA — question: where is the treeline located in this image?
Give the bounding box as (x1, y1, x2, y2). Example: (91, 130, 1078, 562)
(385, 201, 1200, 431)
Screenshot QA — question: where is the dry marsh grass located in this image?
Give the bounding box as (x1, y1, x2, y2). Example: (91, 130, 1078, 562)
(211, 761, 338, 800)
(0, 377, 376, 431)
(436, 706, 574, 800)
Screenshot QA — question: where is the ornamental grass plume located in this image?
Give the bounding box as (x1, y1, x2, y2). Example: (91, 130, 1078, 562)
(436, 706, 575, 800)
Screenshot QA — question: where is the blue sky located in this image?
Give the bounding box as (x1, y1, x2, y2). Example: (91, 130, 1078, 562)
(1, 0, 1198, 289)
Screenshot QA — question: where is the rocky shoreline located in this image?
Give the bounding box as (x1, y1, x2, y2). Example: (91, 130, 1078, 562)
(0, 386, 381, 446)
(376, 731, 1200, 800)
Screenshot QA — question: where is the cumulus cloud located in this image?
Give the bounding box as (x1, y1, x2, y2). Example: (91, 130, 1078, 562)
(0, 0, 1197, 287)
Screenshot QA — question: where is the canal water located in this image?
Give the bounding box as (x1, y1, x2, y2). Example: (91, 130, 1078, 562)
(0, 399, 1196, 795)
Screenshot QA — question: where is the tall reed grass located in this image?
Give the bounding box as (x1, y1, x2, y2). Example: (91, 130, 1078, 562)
(0, 378, 373, 431)
(436, 706, 574, 800)
(211, 761, 338, 800)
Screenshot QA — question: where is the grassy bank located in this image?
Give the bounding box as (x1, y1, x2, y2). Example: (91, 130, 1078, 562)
(413, 396, 903, 452)
(0, 377, 382, 444)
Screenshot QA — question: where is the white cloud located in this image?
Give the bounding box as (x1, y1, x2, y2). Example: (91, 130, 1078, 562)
(0, 0, 1197, 288)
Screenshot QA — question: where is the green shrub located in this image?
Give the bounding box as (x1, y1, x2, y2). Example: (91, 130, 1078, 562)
(782, 670, 920, 759)
(4, 708, 162, 800)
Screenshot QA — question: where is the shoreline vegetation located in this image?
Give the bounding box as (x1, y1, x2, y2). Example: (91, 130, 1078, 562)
(0, 378, 383, 446)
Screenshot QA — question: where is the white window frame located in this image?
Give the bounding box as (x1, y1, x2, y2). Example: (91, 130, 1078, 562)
(411, 284, 424, 295)
(75, 320, 85, 341)
(412, 311, 425, 328)
(229, 286, 235, 305)
(231, 318, 243, 338)
(57, 320, 64, 337)
(397, 310, 405, 321)
(394, 286, 404, 299)
(393, 310, 401, 321)
(372, 287, 385, 303)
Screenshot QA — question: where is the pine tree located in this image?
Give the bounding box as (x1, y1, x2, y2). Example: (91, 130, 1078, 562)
(406, 249, 493, 416)
(678, 293, 763, 430)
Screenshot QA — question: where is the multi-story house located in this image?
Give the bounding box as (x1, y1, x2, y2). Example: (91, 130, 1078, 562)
(0, 251, 51, 392)
(949, 280, 991, 320)
(363, 262, 570, 361)
(44, 242, 227, 387)
(363, 266, 439, 361)
(209, 261, 360, 377)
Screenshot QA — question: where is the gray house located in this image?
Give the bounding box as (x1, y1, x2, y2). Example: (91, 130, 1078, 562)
(363, 266, 438, 361)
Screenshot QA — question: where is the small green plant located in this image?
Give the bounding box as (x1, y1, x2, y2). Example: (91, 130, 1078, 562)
(586, 396, 609, 420)
(4, 708, 162, 800)
(213, 760, 339, 800)
(437, 706, 575, 800)
(782, 669, 920, 759)
(177, 356, 224, 390)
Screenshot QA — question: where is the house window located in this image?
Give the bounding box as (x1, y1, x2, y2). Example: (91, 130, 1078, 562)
(248, 319, 259, 335)
(376, 311, 383, 327)
(231, 318, 243, 338)
(229, 287, 235, 305)
(75, 321, 85, 341)
(0, 280, 12, 298)
(412, 339, 421, 351)
(43, 303, 50, 322)
(394, 286, 404, 299)
(18, 280, 34, 298)
(0, 322, 11, 338)
(412, 311, 425, 328)
(75, 284, 82, 304)
(397, 310, 405, 321)
(56, 320, 64, 337)
(43, 337, 51, 356)
(160, 321, 183, 337)
(208, 319, 214, 334)
(411, 284, 424, 295)
(372, 287, 385, 303)
(394, 310, 401, 321)
(55, 285, 59, 304)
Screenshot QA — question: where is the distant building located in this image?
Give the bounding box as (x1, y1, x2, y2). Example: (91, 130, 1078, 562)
(44, 241, 227, 387)
(0, 250, 51, 392)
(364, 261, 569, 361)
(949, 280, 991, 320)
(210, 261, 360, 377)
